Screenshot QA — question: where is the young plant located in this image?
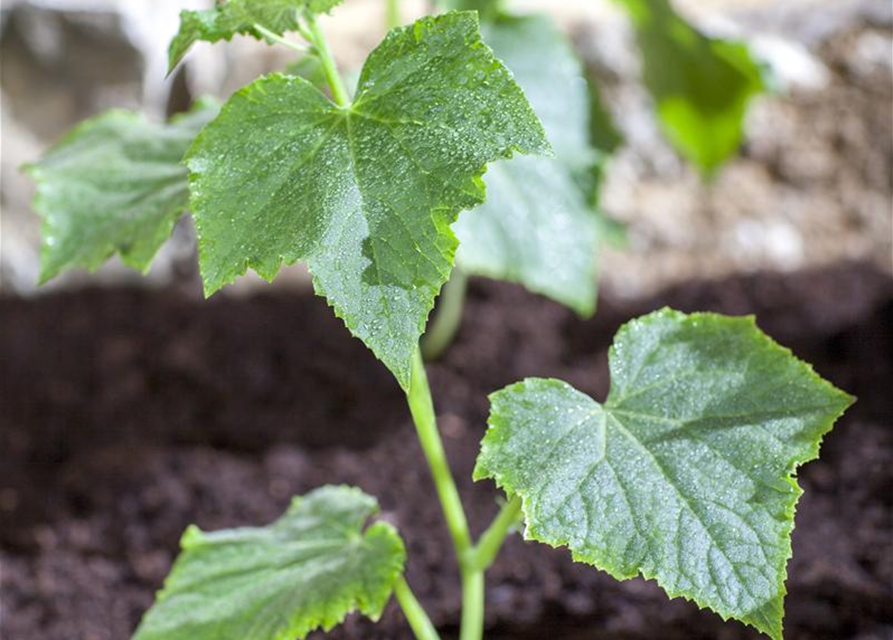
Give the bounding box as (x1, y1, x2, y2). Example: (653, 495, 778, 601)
(24, 2, 851, 640)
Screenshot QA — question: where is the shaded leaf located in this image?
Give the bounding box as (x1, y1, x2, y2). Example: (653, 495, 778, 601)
(24, 100, 219, 283)
(132, 486, 405, 640)
(455, 14, 603, 315)
(285, 53, 328, 92)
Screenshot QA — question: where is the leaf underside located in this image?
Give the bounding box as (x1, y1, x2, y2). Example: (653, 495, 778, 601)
(475, 309, 853, 639)
(24, 100, 219, 283)
(454, 14, 602, 316)
(613, 0, 764, 173)
(187, 12, 549, 388)
(131, 486, 406, 640)
(167, 0, 346, 73)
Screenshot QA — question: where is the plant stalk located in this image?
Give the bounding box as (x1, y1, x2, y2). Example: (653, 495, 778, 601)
(394, 577, 442, 640)
(252, 23, 308, 53)
(459, 570, 484, 640)
(386, 0, 401, 29)
(408, 349, 488, 640)
(304, 13, 351, 107)
(408, 349, 472, 555)
(421, 268, 468, 361)
(458, 497, 523, 639)
(467, 495, 522, 572)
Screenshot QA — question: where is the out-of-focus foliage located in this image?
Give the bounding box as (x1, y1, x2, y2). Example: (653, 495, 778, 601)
(434, 0, 503, 22)
(285, 54, 328, 91)
(23, 99, 219, 283)
(455, 13, 609, 316)
(612, 0, 764, 174)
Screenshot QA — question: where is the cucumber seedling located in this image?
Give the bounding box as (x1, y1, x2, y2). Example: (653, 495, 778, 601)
(24, 1, 849, 640)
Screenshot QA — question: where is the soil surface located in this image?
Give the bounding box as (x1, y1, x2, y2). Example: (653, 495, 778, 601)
(1, 262, 891, 640)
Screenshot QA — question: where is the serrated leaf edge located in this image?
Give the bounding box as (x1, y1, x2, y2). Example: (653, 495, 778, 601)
(146, 484, 406, 640)
(475, 310, 855, 640)
(186, 13, 551, 389)
(22, 110, 188, 284)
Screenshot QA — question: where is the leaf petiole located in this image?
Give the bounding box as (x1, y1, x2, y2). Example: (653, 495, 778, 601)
(466, 495, 522, 572)
(394, 577, 442, 640)
(252, 23, 309, 53)
(304, 13, 351, 107)
(386, 0, 401, 29)
(421, 268, 468, 361)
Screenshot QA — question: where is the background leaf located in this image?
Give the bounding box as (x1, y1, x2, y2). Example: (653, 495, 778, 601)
(24, 100, 218, 283)
(285, 53, 329, 92)
(454, 14, 606, 316)
(433, 0, 503, 22)
(186, 12, 548, 388)
(475, 309, 854, 639)
(132, 486, 405, 640)
(612, 0, 764, 173)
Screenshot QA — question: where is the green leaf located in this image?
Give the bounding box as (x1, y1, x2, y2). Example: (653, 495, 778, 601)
(187, 12, 549, 389)
(587, 81, 623, 161)
(285, 53, 328, 92)
(454, 14, 603, 316)
(167, 0, 346, 73)
(613, 0, 764, 173)
(23, 99, 219, 284)
(578, 80, 623, 210)
(305, 0, 346, 14)
(433, 0, 503, 22)
(132, 485, 406, 640)
(455, 158, 600, 315)
(475, 309, 854, 639)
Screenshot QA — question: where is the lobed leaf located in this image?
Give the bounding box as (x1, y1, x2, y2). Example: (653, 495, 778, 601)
(186, 12, 549, 389)
(475, 309, 854, 639)
(132, 485, 406, 640)
(168, 0, 346, 73)
(454, 14, 604, 316)
(24, 99, 219, 284)
(613, 0, 764, 173)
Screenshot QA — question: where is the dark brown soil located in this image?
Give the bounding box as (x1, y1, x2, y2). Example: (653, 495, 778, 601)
(1, 262, 891, 640)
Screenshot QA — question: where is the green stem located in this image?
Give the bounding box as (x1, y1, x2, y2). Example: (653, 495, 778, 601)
(459, 571, 484, 640)
(394, 577, 442, 640)
(407, 349, 486, 640)
(467, 496, 522, 572)
(420, 268, 468, 362)
(408, 349, 472, 555)
(296, 20, 314, 42)
(252, 23, 308, 53)
(386, 0, 401, 29)
(304, 13, 351, 107)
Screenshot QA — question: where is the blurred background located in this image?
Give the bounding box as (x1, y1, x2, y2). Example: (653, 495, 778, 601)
(2, 0, 890, 296)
